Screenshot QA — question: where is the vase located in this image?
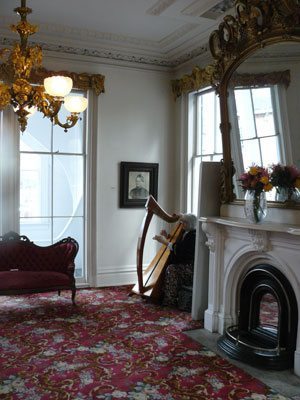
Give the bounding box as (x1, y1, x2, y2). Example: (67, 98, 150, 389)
(244, 190, 267, 223)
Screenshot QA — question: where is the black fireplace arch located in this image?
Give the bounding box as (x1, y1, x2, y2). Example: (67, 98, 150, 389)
(218, 264, 298, 370)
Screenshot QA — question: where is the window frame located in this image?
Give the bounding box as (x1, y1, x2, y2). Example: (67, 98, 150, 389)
(188, 87, 223, 215)
(0, 90, 98, 287)
(229, 83, 291, 199)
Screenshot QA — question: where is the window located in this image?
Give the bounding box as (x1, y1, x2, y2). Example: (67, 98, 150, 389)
(234, 86, 282, 169)
(188, 83, 290, 210)
(231, 85, 286, 199)
(17, 92, 88, 279)
(189, 88, 223, 214)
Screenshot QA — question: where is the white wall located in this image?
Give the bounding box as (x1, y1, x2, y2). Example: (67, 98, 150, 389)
(44, 54, 177, 287)
(96, 64, 176, 286)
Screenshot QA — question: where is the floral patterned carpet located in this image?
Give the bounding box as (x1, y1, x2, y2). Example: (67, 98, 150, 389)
(259, 293, 279, 327)
(0, 286, 289, 400)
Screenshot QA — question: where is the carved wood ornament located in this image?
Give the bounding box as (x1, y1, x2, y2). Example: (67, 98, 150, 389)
(0, 64, 105, 96)
(171, 65, 217, 100)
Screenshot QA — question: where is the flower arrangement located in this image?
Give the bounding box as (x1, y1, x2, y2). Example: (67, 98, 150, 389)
(239, 165, 272, 223)
(269, 163, 300, 201)
(239, 165, 273, 195)
(270, 163, 300, 191)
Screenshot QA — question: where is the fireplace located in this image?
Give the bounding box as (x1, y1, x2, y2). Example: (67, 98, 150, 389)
(197, 207, 300, 377)
(218, 264, 298, 369)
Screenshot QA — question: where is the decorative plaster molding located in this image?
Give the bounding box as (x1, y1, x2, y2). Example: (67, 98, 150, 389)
(146, 0, 176, 16)
(0, 17, 157, 49)
(0, 36, 208, 68)
(169, 45, 208, 66)
(182, 0, 214, 17)
(0, 14, 209, 69)
(210, 0, 234, 14)
(182, 0, 234, 18)
(248, 229, 271, 252)
(160, 24, 199, 48)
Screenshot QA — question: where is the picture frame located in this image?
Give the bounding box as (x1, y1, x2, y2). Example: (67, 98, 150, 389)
(120, 162, 159, 208)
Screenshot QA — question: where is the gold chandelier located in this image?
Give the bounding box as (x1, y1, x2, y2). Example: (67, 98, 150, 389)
(0, 0, 88, 132)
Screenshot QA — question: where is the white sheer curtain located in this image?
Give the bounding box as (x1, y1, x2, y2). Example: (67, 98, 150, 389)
(0, 108, 20, 235)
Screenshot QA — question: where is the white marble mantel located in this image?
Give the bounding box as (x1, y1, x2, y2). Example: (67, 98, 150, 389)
(198, 211, 300, 376)
(200, 215, 300, 234)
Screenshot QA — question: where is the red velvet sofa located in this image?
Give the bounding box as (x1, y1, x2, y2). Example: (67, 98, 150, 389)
(0, 231, 79, 304)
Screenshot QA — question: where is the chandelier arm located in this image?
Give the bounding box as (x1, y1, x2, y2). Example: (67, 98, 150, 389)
(52, 114, 80, 133)
(36, 99, 62, 120)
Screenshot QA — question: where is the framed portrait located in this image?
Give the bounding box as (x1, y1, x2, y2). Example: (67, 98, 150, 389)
(120, 162, 159, 208)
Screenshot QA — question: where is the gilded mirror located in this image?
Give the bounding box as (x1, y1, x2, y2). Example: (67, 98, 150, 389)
(229, 44, 300, 200)
(209, 0, 300, 203)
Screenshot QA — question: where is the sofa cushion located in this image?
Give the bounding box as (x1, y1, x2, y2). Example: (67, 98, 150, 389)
(0, 271, 72, 291)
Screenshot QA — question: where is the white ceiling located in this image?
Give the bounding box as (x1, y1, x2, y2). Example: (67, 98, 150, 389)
(0, 0, 234, 68)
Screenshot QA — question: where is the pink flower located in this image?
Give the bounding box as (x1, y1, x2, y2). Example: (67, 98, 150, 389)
(270, 164, 300, 189)
(239, 165, 272, 194)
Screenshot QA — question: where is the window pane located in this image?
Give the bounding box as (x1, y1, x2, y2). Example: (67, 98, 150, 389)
(260, 136, 281, 166)
(53, 155, 83, 217)
(241, 139, 261, 168)
(201, 92, 216, 155)
(215, 98, 222, 154)
(252, 87, 275, 137)
(20, 153, 52, 218)
(196, 96, 203, 155)
(53, 217, 84, 278)
(235, 89, 256, 140)
(192, 157, 201, 215)
(212, 154, 223, 161)
(20, 218, 52, 245)
(20, 112, 51, 152)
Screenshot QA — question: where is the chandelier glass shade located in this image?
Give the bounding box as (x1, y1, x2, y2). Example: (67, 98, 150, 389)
(0, 0, 88, 132)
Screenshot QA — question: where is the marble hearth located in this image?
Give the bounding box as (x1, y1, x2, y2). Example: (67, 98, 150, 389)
(198, 205, 300, 377)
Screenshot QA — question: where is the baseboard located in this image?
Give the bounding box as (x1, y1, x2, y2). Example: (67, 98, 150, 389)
(96, 268, 137, 287)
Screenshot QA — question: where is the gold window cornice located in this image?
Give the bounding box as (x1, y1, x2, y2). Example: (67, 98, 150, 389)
(0, 64, 105, 96)
(171, 65, 217, 99)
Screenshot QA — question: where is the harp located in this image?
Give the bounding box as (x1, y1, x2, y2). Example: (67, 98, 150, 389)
(130, 195, 183, 301)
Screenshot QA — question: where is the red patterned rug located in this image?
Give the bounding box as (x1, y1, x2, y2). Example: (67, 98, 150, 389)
(0, 286, 288, 399)
(260, 293, 279, 326)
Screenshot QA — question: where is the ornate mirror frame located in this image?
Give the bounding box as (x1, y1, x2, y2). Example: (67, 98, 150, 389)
(209, 0, 300, 203)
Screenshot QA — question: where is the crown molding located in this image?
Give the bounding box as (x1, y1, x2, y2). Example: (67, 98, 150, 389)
(146, 0, 176, 16)
(181, 0, 220, 17)
(0, 16, 157, 50)
(159, 23, 199, 48)
(0, 15, 210, 69)
(0, 36, 209, 69)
